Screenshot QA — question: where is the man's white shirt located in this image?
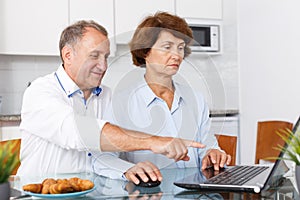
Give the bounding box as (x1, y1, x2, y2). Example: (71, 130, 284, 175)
(17, 65, 111, 175)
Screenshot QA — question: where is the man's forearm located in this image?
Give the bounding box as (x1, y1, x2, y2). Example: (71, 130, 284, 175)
(100, 122, 155, 152)
(100, 122, 205, 161)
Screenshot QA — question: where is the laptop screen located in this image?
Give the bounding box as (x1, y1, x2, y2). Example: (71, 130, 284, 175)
(263, 115, 300, 189)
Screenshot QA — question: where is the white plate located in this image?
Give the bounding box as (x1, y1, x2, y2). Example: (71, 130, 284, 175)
(23, 186, 96, 199)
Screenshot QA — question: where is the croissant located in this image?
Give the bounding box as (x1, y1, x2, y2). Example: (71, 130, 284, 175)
(41, 178, 57, 194)
(78, 179, 94, 191)
(56, 179, 69, 184)
(49, 182, 74, 194)
(68, 177, 81, 192)
(22, 183, 43, 193)
(22, 177, 94, 194)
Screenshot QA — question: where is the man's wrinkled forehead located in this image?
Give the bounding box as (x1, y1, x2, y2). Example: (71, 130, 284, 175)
(79, 28, 110, 52)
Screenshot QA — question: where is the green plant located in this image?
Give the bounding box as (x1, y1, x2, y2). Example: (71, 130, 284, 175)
(0, 140, 19, 183)
(272, 128, 300, 165)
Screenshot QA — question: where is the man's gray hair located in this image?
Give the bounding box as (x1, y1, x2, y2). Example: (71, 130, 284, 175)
(59, 20, 108, 63)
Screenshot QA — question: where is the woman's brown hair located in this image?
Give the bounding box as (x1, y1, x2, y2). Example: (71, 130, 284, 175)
(129, 12, 193, 67)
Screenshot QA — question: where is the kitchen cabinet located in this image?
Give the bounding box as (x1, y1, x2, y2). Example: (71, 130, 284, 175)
(69, 0, 116, 56)
(0, 126, 21, 141)
(175, 0, 222, 20)
(0, 116, 21, 141)
(114, 0, 175, 44)
(0, 0, 223, 55)
(0, 0, 115, 56)
(0, 0, 69, 56)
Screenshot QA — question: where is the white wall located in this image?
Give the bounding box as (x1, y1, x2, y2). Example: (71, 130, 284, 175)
(238, 0, 300, 164)
(0, 55, 60, 114)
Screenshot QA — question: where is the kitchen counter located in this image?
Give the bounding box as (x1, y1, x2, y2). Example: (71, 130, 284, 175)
(0, 111, 239, 142)
(0, 109, 239, 124)
(209, 109, 239, 117)
(0, 114, 21, 126)
(0, 115, 21, 140)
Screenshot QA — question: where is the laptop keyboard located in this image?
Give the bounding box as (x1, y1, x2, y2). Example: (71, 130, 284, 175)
(205, 165, 269, 185)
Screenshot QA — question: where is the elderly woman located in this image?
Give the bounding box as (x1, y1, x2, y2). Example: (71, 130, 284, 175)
(95, 11, 231, 185)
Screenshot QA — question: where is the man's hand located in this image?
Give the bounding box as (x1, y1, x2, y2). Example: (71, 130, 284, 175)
(100, 124, 205, 162)
(124, 161, 162, 185)
(201, 149, 231, 171)
(150, 137, 206, 161)
(125, 181, 163, 200)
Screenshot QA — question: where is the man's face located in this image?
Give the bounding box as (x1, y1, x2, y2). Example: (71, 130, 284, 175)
(67, 27, 110, 91)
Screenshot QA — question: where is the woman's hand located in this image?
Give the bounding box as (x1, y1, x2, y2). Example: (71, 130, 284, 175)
(201, 149, 231, 170)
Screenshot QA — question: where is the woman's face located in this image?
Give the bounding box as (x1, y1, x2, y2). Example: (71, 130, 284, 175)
(145, 30, 185, 77)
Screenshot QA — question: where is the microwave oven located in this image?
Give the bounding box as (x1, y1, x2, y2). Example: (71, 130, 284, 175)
(188, 24, 220, 52)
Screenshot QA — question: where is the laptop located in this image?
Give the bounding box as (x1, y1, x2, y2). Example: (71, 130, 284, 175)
(174, 116, 300, 193)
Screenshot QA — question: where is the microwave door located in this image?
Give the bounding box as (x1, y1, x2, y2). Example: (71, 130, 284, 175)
(190, 25, 219, 52)
(194, 27, 210, 47)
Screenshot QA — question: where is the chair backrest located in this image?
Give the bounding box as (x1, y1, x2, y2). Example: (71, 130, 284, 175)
(255, 120, 293, 164)
(0, 139, 21, 175)
(215, 134, 237, 166)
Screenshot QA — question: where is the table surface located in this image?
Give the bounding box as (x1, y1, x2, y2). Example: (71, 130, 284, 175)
(10, 167, 300, 199)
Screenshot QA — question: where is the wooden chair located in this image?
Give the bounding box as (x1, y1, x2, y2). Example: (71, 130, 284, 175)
(215, 134, 237, 166)
(0, 139, 21, 175)
(255, 120, 293, 164)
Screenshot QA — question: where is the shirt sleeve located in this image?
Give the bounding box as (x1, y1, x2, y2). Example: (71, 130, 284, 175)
(94, 97, 135, 180)
(19, 78, 103, 151)
(73, 115, 107, 151)
(92, 152, 135, 180)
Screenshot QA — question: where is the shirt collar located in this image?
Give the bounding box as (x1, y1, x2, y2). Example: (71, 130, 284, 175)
(92, 87, 102, 96)
(55, 65, 102, 98)
(172, 82, 184, 112)
(138, 76, 183, 108)
(132, 77, 155, 107)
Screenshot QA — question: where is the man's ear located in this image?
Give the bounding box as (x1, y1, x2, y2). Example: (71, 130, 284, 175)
(61, 45, 73, 64)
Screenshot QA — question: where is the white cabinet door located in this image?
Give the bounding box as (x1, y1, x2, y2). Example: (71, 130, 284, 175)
(176, 0, 222, 20)
(115, 0, 175, 44)
(0, 0, 68, 56)
(69, 0, 116, 56)
(0, 126, 21, 141)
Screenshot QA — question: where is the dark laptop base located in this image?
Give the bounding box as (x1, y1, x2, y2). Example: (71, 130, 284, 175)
(174, 160, 289, 193)
(174, 116, 300, 194)
(173, 167, 261, 193)
(174, 182, 257, 193)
